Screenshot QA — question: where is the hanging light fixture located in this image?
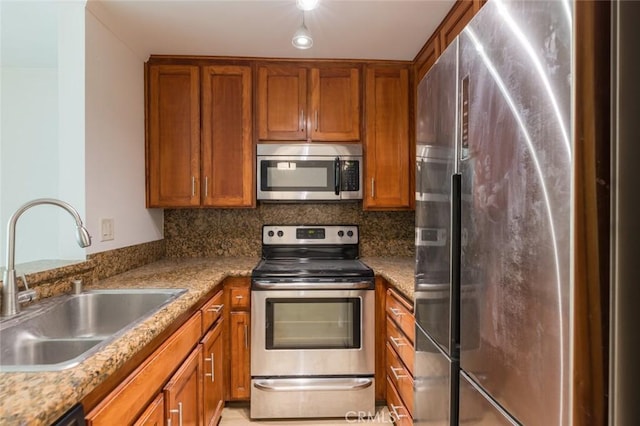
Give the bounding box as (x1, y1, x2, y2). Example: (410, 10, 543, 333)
(292, 12, 313, 49)
(296, 0, 319, 11)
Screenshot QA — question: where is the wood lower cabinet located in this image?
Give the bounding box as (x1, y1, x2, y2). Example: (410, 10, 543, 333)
(201, 321, 224, 426)
(257, 64, 360, 142)
(165, 346, 204, 426)
(133, 394, 165, 426)
(146, 63, 254, 208)
(364, 66, 412, 210)
(85, 288, 225, 426)
(385, 288, 415, 424)
(224, 277, 251, 401)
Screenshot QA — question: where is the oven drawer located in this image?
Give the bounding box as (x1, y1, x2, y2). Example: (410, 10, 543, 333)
(386, 316, 415, 375)
(386, 289, 415, 344)
(250, 377, 375, 419)
(386, 342, 414, 416)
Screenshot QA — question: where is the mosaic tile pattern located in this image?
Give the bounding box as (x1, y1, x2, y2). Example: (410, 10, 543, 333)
(165, 204, 415, 258)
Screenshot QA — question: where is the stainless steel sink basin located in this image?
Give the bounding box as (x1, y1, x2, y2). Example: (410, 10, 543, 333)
(0, 288, 186, 371)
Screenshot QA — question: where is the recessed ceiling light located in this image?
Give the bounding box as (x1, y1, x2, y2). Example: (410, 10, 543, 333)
(296, 0, 319, 11)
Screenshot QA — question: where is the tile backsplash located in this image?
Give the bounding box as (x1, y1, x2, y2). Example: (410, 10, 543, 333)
(164, 203, 415, 258)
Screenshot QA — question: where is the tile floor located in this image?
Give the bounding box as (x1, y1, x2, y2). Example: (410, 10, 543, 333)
(219, 405, 395, 425)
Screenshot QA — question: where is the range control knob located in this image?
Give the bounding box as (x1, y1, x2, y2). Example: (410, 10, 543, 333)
(277, 230, 284, 237)
(347, 230, 354, 238)
(267, 230, 274, 237)
(338, 230, 344, 237)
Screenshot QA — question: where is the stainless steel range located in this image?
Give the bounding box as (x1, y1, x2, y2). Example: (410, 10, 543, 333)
(250, 225, 375, 419)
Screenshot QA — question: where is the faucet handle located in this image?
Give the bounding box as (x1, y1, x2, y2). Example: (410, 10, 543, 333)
(19, 274, 30, 290)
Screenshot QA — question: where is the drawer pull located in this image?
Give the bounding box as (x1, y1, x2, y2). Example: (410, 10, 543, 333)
(390, 307, 404, 317)
(207, 304, 224, 313)
(169, 402, 183, 426)
(390, 404, 409, 420)
(205, 353, 215, 383)
(390, 366, 408, 380)
(390, 336, 407, 347)
(235, 295, 244, 300)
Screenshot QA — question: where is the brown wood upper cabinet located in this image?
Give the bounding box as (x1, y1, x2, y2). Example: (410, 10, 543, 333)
(257, 64, 360, 142)
(146, 63, 254, 208)
(363, 66, 411, 210)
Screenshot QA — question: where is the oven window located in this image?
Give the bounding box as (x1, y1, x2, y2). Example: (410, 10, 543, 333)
(260, 160, 335, 191)
(265, 298, 361, 349)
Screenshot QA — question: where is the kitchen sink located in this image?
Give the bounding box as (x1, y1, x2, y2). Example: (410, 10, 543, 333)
(0, 288, 186, 372)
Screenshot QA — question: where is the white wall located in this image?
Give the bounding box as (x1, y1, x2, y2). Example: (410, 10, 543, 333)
(84, 9, 163, 255)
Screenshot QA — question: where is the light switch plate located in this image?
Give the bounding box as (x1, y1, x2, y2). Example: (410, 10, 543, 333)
(100, 218, 114, 241)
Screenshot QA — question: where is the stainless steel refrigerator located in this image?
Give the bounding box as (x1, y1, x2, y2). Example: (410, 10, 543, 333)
(414, 0, 572, 424)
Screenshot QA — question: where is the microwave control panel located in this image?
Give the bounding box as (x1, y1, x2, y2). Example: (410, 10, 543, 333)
(341, 161, 360, 191)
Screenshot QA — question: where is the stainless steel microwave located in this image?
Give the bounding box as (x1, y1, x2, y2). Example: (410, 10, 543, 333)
(257, 143, 363, 201)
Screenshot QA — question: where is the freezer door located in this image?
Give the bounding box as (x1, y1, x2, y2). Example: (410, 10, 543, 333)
(413, 325, 456, 426)
(415, 38, 459, 356)
(459, 372, 518, 425)
(457, 1, 572, 425)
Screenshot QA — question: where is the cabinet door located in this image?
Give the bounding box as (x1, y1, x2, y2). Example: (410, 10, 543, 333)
(309, 67, 360, 141)
(364, 66, 411, 210)
(133, 394, 165, 426)
(229, 311, 250, 400)
(258, 65, 307, 140)
(201, 65, 254, 207)
(164, 346, 204, 426)
(147, 65, 201, 207)
(201, 321, 224, 426)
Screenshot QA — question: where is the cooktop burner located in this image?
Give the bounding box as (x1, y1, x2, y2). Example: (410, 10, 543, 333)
(252, 225, 373, 281)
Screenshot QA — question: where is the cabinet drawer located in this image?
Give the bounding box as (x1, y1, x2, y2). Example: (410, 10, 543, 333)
(386, 342, 414, 416)
(386, 377, 412, 426)
(386, 316, 414, 375)
(229, 287, 250, 310)
(201, 290, 224, 333)
(386, 289, 415, 343)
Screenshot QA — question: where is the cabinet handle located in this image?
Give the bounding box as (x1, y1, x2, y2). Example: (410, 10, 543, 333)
(390, 336, 407, 348)
(207, 304, 224, 313)
(169, 402, 183, 426)
(235, 295, 244, 300)
(371, 178, 375, 198)
(300, 109, 305, 131)
(314, 110, 319, 131)
(204, 176, 209, 197)
(389, 307, 404, 317)
(244, 324, 249, 349)
(390, 404, 409, 420)
(390, 365, 408, 380)
(191, 176, 196, 197)
(205, 353, 215, 383)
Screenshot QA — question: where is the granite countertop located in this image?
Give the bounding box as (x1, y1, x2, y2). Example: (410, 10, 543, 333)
(0, 256, 414, 426)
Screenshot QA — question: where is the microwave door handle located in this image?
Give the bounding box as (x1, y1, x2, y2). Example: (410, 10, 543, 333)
(334, 157, 341, 196)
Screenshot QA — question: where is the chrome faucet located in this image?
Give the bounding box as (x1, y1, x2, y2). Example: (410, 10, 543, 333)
(1, 198, 92, 317)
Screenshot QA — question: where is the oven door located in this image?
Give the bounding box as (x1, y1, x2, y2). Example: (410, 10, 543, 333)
(251, 288, 375, 376)
(256, 155, 362, 201)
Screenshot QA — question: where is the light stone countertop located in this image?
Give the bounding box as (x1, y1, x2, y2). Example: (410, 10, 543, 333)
(0, 256, 414, 426)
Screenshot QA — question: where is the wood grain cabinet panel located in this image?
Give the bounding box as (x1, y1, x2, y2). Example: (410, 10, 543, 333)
(364, 66, 411, 210)
(258, 64, 360, 142)
(146, 63, 254, 208)
(228, 311, 251, 400)
(258, 65, 308, 140)
(164, 346, 204, 426)
(147, 64, 201, 207)
(386, 342, 414, 417)
(133, 394, 165, 426)
(309, 67, 360, 141)
(201, 321, 225, 426)
(201, 65, 254, 207)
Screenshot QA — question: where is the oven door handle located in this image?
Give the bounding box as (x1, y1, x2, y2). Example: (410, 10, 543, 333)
(252, 280, 373, 290)
(253, 378, 373, 392)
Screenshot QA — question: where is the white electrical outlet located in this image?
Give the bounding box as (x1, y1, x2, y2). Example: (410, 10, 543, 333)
(100, 218, 115, 241)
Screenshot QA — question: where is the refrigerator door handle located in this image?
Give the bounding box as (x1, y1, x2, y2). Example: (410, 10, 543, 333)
(451, 173, 462, 355)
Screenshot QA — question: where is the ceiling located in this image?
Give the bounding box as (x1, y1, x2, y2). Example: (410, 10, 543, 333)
(87, 0, 457, 62)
